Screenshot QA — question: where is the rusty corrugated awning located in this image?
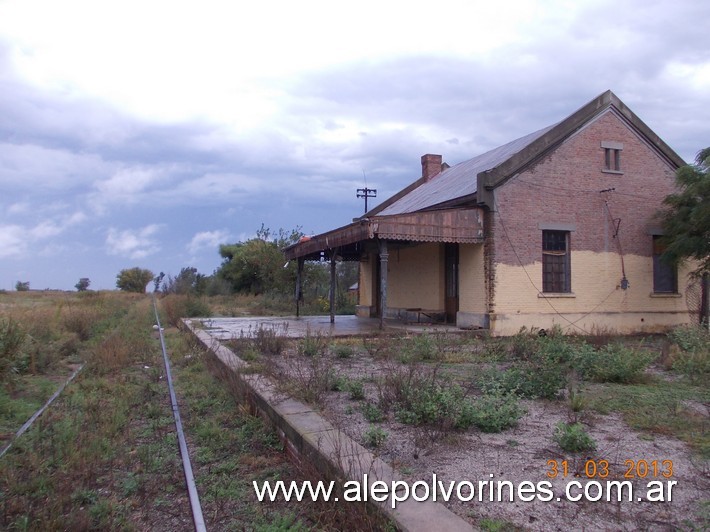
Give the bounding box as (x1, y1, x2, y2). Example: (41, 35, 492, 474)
(283, 208, 484, 260)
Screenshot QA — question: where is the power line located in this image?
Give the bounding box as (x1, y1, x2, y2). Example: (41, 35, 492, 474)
(358, 170, 377, 213)
(357, 187, 377, 213)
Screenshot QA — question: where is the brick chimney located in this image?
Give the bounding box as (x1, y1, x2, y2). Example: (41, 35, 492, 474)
(421, 154, 443, 181)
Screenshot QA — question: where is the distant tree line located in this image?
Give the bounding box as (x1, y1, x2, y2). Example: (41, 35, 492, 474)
(113, 225, 358, 307)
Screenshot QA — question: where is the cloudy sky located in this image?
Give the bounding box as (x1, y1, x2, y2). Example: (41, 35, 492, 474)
(1, 0, 708, 290)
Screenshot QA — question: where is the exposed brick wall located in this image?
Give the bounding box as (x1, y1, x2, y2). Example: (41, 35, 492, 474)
(486, 109, 690, 334)
(493, 109, 678, 266)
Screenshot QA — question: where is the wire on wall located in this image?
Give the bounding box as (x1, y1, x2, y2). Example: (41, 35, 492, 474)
(600, 188, 629, 290)
(493, 197, 590, 334)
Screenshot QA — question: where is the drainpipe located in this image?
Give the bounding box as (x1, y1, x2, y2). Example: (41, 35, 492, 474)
(379, 239, 388, 330)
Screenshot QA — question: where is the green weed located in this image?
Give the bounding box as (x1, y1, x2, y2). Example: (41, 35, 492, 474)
(364, 425, 388, 448)
(553, 422, 596, 453)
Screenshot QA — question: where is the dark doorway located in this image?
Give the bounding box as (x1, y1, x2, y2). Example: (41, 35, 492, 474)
(445, 244, 459, 323)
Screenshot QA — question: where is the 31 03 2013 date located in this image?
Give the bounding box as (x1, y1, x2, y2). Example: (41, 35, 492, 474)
(546, 459, 673, 479)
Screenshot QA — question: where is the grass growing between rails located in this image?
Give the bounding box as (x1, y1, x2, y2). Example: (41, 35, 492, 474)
(1, 291, 373, 531)
(166, 327, 389, 531)
(0, 293, 196, 530)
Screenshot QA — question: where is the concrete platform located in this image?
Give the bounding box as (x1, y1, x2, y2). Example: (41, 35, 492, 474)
(195, 315, 462, 340)
(183, 318, 474, 531)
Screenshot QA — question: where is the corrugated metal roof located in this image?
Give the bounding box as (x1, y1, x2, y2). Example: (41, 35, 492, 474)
(378, 123, 557, 216)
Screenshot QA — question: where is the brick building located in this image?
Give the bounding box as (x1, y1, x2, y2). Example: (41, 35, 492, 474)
(284, 91, 699, 335)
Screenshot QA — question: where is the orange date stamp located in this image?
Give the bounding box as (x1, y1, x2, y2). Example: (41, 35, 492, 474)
(546, 459, 674, 479)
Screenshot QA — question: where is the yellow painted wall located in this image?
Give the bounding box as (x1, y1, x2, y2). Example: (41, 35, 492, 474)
(490, 250, 695, 335)
(387, 243, 443, 310)
(359, 253, 374, 307)
(459, 243, 486, 313)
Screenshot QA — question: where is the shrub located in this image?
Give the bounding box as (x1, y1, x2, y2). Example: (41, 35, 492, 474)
(332, 343, 354, 359)
(572, 343, 655, 384)
(347, 379, 365, 400)
(467, 389, 525, 433)
(161, 295, 189, 327)
(554, 422, 596, 453)
(481, 338, 573, 400)
(330, 373, 348, 392)
(363, 426, 388, 448)
(668, 325, 710, 383)
(405, 334, 436, 361)
(361, 402, 384, 423)
(492, 363, 566, 400)
(298, 327, 328, 357)
(673, 349, 710, 383)
(395, 384, 478, 430)
(184, 297, 211, 318)
(509, 326, 540, 360)
(252, 323, 288, 356)
(668, 324, 710, 352)
(279, 353, 336, 406)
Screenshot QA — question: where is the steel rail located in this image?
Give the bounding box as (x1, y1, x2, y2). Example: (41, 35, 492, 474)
(0, 363, 84, 459)
(152, 296, 207, 532)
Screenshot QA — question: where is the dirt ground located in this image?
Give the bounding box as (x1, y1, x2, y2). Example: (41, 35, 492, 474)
(251, 335, 709, 531)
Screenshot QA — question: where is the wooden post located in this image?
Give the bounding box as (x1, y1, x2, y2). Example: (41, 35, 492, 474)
(329, 252, 337, 324)
(379, 240, 388, 330)
(295, 257, 304, 318)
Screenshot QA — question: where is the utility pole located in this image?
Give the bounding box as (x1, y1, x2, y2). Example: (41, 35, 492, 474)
(357, 187, 377, 213)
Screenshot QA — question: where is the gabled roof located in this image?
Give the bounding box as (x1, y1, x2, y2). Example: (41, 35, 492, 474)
(366, 90, 686, 216)
(373, 124, 556, 216)
(283, 90, 686, 261)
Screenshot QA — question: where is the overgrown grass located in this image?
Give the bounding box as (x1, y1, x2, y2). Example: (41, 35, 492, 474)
(0, 293, 174, 530)
(2, 291, 364, 530)
(667, 324, 710, 383)
(169, 339, 312, 529)
(479, 330, 658, 399)
(586, 380, 710, 459)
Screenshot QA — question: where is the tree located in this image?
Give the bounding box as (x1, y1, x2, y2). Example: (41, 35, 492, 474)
(660, 147, 710, 277)
(116, 268, 154, 293)
(162, 267, 207, 295)
(153, 272, 165, 293)
(15, 281, 30, 292)
(216, 225, 304, 294)
(75, 278, 91, 291)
